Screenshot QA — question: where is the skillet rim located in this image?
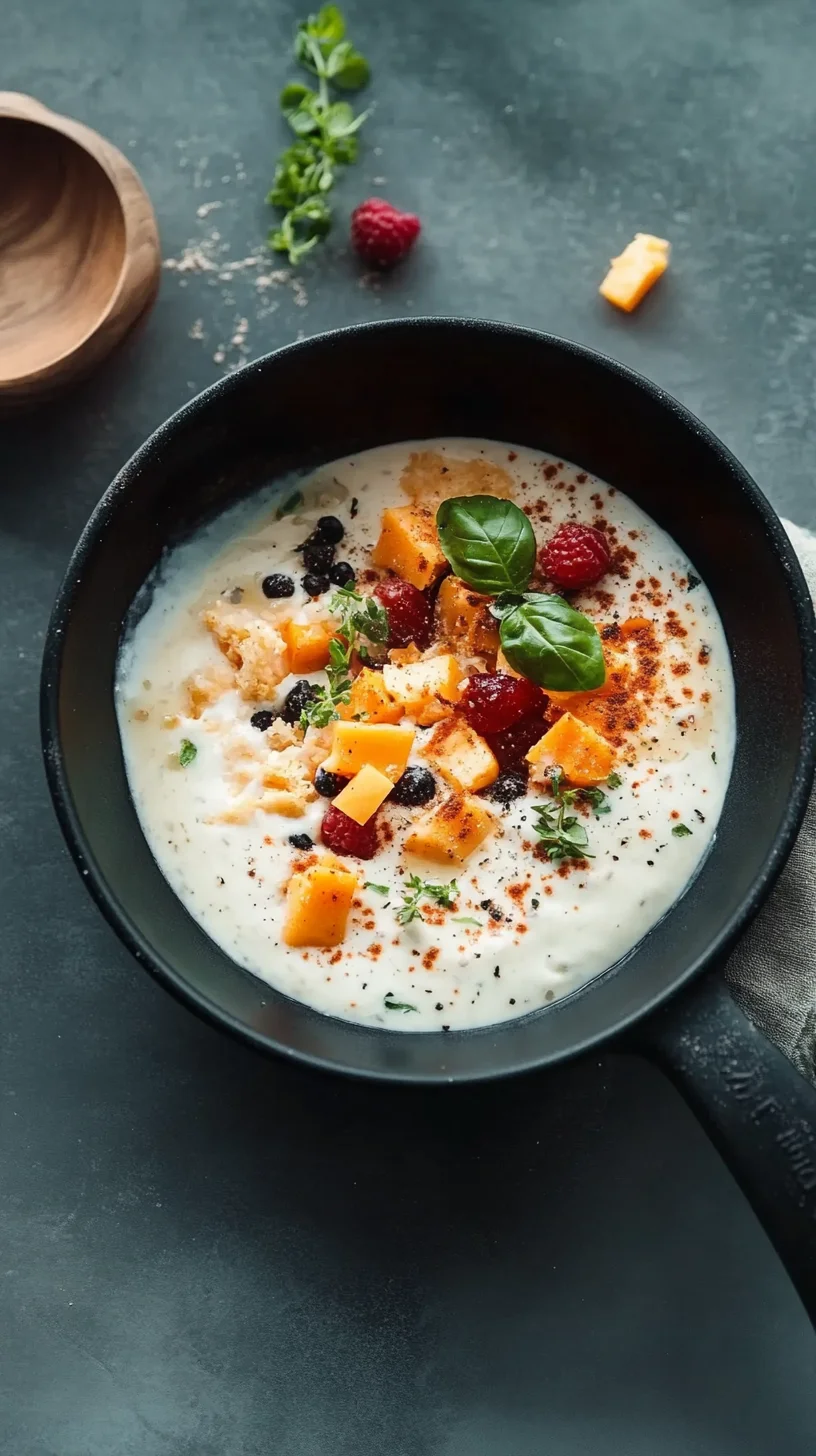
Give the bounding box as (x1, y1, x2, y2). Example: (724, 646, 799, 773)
(39, 316, 816, 1082)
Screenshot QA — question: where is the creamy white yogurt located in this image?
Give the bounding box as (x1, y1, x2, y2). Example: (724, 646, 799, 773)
(116, 439, 735, 1031)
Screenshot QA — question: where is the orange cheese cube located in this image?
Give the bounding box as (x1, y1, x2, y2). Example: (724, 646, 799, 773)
(526, 712, 613, 787)
(321, 721, 415, 781)
(405, 793, 496, 865)
(283, 619, 334, 674)
(600, 233, 670, 313)
(383, 654, 464, 727)
(421, 715, 499, 793)
(371, 504, 448, 589)
(436, 576, 500, 655)
(338, 667, 403, 724)
(282, 857, 357, 947)
(332, 764, 394, 825)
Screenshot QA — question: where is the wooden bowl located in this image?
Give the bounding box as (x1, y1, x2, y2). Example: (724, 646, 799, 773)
(0, 93, 161, 405)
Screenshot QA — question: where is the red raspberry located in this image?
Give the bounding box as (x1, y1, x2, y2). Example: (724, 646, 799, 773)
(374, 578, 433, 648)
(541, 522, 611, 590)
(487, 713, 548, 771)
(460, 672, 546, 736)
(351, 198, 421, 268)
(320, 805, 379, 860)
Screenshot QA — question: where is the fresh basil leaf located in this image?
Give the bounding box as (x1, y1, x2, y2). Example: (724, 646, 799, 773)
(489, 590, 525, 621)
(672, 823, 692, 837)
(436, 496, 536, 595)
(178, 739, 197, 767)
(498, 593, 606, 692)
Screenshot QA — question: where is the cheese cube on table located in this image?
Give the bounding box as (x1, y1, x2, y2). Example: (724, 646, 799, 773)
(599, 234, 670, 313)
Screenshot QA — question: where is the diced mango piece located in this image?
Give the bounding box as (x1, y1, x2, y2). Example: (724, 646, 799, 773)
(383, 655, 464, 727)
(338, 667, 403, 724)
(526, 712, 614, 787)
(371, 504, 448, 589)
(283, 619, 334, 674)
(283, 857, 357, 947)
(332, 764, 393, 824)
(421, 715, 499, 793)
(495, 646, 523, 679)
(388, 644, 422, 665)
(405, 793, 496, 866)
(599, 233, 670, 313)
(322, 721, 415, 781)
(436, 576, 500, 656)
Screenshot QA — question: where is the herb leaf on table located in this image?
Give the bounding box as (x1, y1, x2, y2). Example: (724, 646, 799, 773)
(269, 6, 371, 264)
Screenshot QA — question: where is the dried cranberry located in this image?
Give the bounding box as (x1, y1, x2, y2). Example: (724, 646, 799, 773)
(374, 578, 433, 648)
(541, 522, 611, 590)
(320, 805, 379, 859)
(486, 713, 547, 770)
(460, 673, 546, 735)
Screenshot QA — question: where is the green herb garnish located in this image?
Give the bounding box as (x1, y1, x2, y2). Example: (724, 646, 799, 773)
(672, 823, 692, 837)
(300, 585, 389, 729)
(436, 495, 536, 595)
(384, 993, 418, 1013)
(396, 875, 459, 926)
(452, 916, 482, 927)
(531, 800, 591, 862)
(178, 739, 197, 767)
(492, 591, 606, 693)
(276, 489, 304, 520)
(269, 6, 371, 264)
(364, 882, 390, 895)
(607, 771, 623, 789)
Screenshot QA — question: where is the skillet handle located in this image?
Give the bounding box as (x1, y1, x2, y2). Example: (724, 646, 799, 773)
(636, 972, 816, 1324)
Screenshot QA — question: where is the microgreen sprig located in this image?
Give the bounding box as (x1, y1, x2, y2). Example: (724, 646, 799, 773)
(532, 766, 620, 862)
(269, 6, 371, 264)
(396, 875, 459, 926)
(299, 585, 388, 729)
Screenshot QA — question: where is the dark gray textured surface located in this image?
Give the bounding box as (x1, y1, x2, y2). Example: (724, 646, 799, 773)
(2, 0, 816, 1452)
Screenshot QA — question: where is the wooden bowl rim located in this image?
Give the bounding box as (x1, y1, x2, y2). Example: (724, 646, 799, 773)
(0, 92, 159, 392)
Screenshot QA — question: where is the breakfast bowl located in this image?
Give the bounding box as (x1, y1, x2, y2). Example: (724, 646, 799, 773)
(41, 318, 816, 1317)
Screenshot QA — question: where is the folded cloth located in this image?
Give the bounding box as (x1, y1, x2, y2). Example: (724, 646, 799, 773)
(724, 519, 816, 1085)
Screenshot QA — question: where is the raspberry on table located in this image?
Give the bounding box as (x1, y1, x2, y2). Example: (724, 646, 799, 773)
(374, 578, 433, 648)
(321, 804, 379, 859)
(486, 714, 548, 771)
(460, 672, 546, 736)
(541, 522, 611, 590)
(351, 198, 421, 269)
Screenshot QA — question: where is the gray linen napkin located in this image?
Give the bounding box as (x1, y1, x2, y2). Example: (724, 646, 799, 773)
(724, 519, 816, 1085)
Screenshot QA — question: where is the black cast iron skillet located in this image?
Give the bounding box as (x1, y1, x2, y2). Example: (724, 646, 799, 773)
(41, 319, 816, 1320)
